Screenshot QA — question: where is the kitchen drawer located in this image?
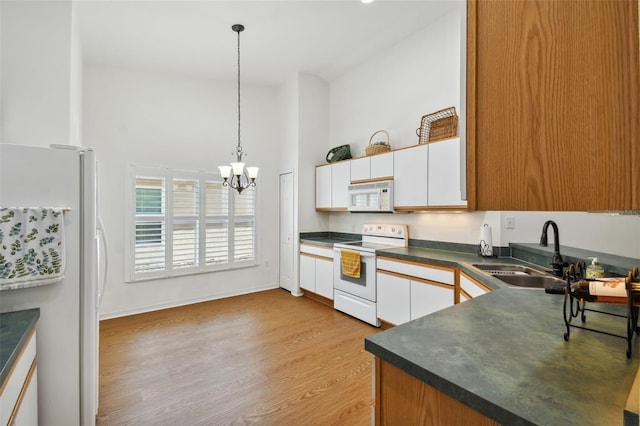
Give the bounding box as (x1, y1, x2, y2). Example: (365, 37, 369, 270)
(300, 243, 333, 259)
(377, 257, 454, 285)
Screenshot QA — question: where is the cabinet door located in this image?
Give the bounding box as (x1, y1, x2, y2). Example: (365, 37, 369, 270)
(428, 138, 466, 207)
(350, 157, 370, 182)
(468, 0, 639, 211)
(331, 161, 351, 209)
(315, 165, 332, 209)
(410, 281, 453, 320)
(370, 152, 394, 179)
(12, 365, 37, 426)
(299, 254, 316, 292)
(377, 272, 410, 325)
(315, 257, 334, 300)
(393, 145, 428, 209)
(459, 271, 491, 301)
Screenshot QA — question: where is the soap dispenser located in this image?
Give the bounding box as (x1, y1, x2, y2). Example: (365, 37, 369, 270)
(586, 257, 604, 279)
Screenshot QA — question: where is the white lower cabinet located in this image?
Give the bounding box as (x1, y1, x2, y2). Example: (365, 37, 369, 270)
(377, 272, 410, 325)
(459, 270, 491, 302)
(411, 280, 454, 319)
(377, 257, 455, 325)
(1, 329, 38, 426)
(315, 257, 334, 299)
(299, 243, 334, 300)
(299, 254, 316, 292)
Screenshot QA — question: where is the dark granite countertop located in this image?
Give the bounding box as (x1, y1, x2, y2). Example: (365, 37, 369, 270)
(366, 289, 639, 425)
(0, 308, 40, 386)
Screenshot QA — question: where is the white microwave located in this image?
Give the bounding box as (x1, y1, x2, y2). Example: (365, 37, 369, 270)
(347, 180, 394, 212)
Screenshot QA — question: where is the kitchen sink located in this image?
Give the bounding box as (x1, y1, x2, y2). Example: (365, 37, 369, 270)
(472, 263, 566, 290)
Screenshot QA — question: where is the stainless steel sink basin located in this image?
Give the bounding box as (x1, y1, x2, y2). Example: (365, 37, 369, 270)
(472, 263, 566, 289)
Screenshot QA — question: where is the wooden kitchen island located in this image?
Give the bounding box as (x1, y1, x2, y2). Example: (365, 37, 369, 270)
(365, 289, 640, 425)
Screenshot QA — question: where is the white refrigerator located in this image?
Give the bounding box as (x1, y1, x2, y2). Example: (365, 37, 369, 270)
(0, 144, 106, 426)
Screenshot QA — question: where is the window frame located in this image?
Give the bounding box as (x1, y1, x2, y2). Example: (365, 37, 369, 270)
(125, 165, 259, 283)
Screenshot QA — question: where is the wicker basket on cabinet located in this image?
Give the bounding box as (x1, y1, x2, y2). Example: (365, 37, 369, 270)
(416, 107, 458, 144)
(365, 130, 391, 156)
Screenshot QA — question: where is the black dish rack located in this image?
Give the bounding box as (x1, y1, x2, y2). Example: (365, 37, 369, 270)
(563, 264, 640, 358)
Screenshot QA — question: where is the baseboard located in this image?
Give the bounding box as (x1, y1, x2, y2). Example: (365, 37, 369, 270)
(302, 290, 333, 308)
(99, 284, 278, 320)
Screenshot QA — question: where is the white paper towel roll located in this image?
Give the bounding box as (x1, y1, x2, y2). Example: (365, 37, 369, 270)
(479, 224, 493, 257)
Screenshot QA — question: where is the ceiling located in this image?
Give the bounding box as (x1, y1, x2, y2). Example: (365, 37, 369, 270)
(76, 0, 463, 87)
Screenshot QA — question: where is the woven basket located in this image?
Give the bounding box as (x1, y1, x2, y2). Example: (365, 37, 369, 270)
(416, 107, 458, 144)
(365, 130, 391, 156)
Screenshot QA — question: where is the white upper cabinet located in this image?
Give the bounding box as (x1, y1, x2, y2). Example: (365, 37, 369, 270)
(350, 152, 393, 183)
(428, 138, 466, 207)
(370, 152, 394, 179)
(350, 157, 370, 182)
(315, 165, 332, 209)
(331, 161, 350, 209)
(317, 139, 464, 211)
(316, 161, 350, 210)
(393, 144, 428, 209)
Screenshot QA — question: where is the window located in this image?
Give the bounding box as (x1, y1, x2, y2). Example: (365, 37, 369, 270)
(127, 166, 257, 281)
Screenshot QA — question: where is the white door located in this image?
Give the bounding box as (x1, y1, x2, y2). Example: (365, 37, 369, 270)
(279, 171, 294, 291)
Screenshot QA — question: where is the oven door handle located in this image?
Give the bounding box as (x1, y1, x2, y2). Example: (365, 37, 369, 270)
(333, 247, 376, 258)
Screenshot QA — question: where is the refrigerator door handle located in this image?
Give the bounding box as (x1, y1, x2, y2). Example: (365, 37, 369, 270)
(97, 216, 109, 307)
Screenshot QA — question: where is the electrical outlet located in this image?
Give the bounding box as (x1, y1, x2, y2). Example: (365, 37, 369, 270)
(506, 216, 515, 229)
(413, 227, 420, 237)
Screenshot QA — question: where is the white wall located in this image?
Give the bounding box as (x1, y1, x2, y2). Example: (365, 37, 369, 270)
(330, 9, 461, 157)
(325, 8, 640, 259)
(0, 0, 74, 147)
(84, 65, 280, 318)
(298, 73, 330, 233)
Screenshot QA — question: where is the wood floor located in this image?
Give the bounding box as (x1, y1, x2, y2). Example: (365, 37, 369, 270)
(97, 289, 381, 425)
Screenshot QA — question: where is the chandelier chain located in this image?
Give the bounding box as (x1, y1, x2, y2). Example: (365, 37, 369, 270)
(237, 26, 241, 156)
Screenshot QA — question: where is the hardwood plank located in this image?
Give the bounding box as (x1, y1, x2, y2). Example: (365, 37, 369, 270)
(97, 289, 380, 425)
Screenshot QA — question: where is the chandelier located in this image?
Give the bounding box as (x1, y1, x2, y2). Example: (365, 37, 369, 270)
(218, 24, 258, 194)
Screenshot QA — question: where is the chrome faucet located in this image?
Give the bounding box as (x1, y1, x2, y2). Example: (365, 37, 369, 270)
(539, 220, 565, 277)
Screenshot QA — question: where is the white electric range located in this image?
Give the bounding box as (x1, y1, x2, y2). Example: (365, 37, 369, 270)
(333, 224, 408, 326)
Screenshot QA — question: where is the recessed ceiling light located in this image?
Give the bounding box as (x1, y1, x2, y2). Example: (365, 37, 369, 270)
(361, 0, 375, 4)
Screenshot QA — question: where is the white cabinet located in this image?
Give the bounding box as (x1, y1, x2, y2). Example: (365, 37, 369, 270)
(316, 161, 350, 210)
(315, 258, 334, 299)
(428, 138, 466, 207)
(411, 280, 455, 318)
(351, 152, 394, 183)
(315, 165, 332, 209)
(1, 329, 38, 426)
(299, 254, 316, 292)
(393, 138, 466, 210)
(377, 272, 410, 325)
(459, 270, 491, 302)
(331, 161, 350, 209)
(371, 152, 394, 179)
(350, 157, 370, 182)
(299, 244, 334, 300)
(393, 144, 428, 209)
(377, 257, 455, 325)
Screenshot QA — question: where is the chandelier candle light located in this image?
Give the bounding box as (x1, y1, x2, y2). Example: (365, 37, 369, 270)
(218, 24, 259, 194)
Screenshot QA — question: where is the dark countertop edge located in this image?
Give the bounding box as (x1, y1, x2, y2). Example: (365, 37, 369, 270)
(299, 232, 361, 247)
(364, 333, 536, 426)
(0, 308, 40, 386)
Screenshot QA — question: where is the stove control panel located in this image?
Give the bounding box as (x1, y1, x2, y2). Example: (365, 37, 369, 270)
(362, 224, 408, 239)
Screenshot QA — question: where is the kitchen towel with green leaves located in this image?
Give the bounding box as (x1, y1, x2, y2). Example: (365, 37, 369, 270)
(0, 207, 65, 290)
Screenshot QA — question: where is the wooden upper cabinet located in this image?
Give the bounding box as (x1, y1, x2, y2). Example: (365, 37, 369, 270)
(467, 0, 640, 211)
